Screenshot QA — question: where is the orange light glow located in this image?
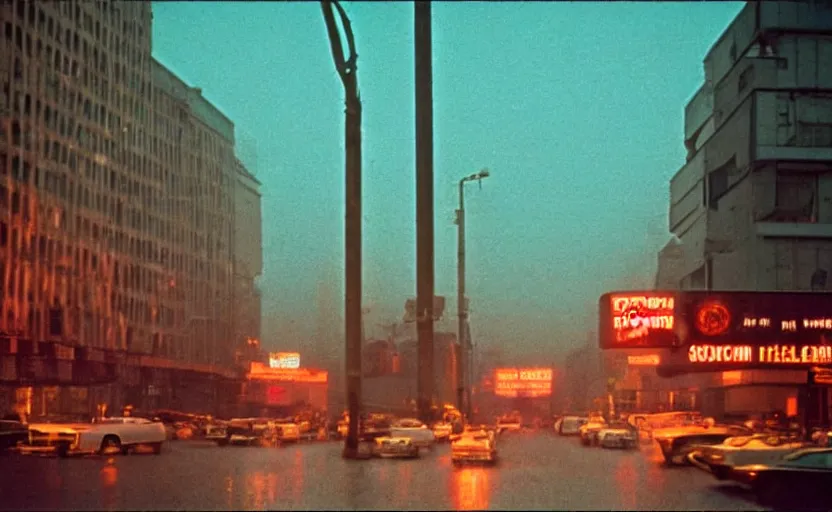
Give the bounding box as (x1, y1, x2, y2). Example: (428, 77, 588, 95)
(786, 396, 798, 417)
(100, 462, 118, 487)
(721, 370, 743, 386)
(493, 368, 552, 398)
(451, 467, 491, 511)
(694, 301, 731, 336)
(627, 354, 660, 366)
(248, 362, 328, 383)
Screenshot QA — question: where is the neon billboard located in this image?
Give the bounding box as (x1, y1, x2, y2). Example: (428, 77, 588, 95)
(627, 354, 661, 366)
(599, 290, 832, 350)
(268, 352, 301, 369)
(493, 368, 552, 398)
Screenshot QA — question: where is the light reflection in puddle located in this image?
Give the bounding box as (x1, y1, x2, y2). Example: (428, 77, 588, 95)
(451, 466, 491, 511)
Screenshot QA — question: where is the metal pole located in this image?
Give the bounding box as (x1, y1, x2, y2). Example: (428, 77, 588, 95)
(415, 0, 435, 426)
(456, 180, 466, 417)
(320, 1, 364, 459)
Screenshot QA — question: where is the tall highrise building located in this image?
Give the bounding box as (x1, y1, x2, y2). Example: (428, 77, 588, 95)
(661, 0, 832, 418)
(0, 0, 262, 414)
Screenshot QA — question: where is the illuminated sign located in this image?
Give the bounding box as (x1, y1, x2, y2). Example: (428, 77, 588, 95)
(249, 362, 328, 383)
(657, 343, 832, 377)
(600, 293, 676, 349)
(627, 354, 661, 366)
(599, 290, 832, 350)
(268, 352, 301, 369)
(493, 368, 552, 398)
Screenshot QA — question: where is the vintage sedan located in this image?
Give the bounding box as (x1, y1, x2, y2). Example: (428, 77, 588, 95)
(653, 420, 751, 465)
(579, 416, 608, 446)
(727, 447, 832, 509)
(689, 433, 808, 479)
(451, 428, 498, 465)
(22, 417, 166, 457)
(389, 418, 435, 448)
(431, 422, 454, 443)
(373, 436, 420, 459)
(557, 416, 587, 436)
(597, 421, 639, 449)
(0, 419, 28, 452)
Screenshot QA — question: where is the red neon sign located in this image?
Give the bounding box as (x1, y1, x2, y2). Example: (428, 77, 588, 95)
(493, 368, 552, 398)
(602, 293, 676, 348)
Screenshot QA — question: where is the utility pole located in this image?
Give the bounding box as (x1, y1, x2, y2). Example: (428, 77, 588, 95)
(414, 1, 435, 425)
(321, 1, 365, 459)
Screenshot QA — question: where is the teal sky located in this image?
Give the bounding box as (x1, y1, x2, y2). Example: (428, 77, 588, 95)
(151, 1, 744, 362)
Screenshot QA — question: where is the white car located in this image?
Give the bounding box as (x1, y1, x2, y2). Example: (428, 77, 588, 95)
(373, 436, 420, 459)
(389, 418, 435, 448)
(558, 416, 587, 436)
(23, 417, 166, 457)
(690, 434, 809, 480)
(597, 422, 638, 449)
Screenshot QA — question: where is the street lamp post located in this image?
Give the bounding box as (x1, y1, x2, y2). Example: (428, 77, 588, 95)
(456, 168, 489, 421)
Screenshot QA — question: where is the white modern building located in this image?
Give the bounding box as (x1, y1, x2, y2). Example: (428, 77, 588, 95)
(662, 0, 832, 418)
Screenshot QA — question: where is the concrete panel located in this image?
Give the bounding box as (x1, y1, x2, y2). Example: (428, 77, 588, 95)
(669, 184, 704, 234)
(704, 3, 758, 88)
(684, 85, 713, 143)
(670, 149, 705, 206)
(759, 1, 832, 33)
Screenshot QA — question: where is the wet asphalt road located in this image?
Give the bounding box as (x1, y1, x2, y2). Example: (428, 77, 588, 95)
(0, 431, 765, 511)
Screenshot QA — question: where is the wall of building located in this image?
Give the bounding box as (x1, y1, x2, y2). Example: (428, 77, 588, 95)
(661, 0, 832, 419)
(0, 1, 262, 417)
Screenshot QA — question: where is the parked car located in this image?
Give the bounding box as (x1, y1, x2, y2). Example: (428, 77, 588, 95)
(372, 436, 420, 459)
(557, 416, 587, 436)
(728, 447, 832, 510)
(21, 417, 166, 457)
(389, 418, 435, 448)
(432, 422, 454, 443)
(689, 433, 809, 479)
(597, 421, 639, 449)
(496, 414, 522, 434)
(0, 420, 28, 453)
(579, 416, 608, 446)
(653, 421, 752, 465)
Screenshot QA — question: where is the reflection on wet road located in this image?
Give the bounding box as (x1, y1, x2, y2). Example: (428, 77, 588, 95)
(0, 432, 765, 511)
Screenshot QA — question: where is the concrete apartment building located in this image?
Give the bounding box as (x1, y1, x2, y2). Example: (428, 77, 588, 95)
(0, 0, 262, 417)
(659, 0, 832, 419)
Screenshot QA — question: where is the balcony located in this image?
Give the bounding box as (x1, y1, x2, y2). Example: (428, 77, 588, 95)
(755, 221, 832, 239)
(669, 150, 705, 234)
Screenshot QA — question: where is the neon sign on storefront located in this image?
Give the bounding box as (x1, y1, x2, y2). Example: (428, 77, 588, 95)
(688, 344, 832, 365)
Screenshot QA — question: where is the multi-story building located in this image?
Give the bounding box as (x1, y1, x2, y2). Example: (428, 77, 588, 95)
(231, 157, 262, 361)
(0, 0, 260, 418)
(662, 0, 832, 419)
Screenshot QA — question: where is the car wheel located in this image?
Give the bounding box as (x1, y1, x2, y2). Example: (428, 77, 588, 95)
(149, 442, 163, 455)
(99, 435, 122, 456)
(754, 476, 780, 507)
(56, 442, 70, 458)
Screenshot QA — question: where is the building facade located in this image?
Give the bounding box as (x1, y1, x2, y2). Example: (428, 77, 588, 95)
(662, 0, 832, 419)
(0, 0, 261, 418)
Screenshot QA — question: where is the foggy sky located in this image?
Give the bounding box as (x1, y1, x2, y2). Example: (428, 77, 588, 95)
(151, 1, 744, 363)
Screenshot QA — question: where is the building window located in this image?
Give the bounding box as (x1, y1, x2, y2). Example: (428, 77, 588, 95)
(797, 122, 832, 147)
(707, 156, 735, 209)
(763, 172, 818, 223)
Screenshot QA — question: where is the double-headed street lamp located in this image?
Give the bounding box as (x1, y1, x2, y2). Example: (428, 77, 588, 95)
(456, 168, 490, 421)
